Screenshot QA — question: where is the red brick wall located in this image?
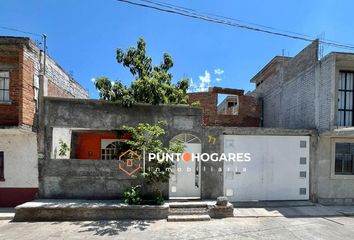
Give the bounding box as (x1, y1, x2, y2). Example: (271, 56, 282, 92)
(0, 37, 88, 128)
(188, 88, 261, 127)
(20, 47, 36, 127)
(47, 81, 72, 98)
(0, 45, 21, 126)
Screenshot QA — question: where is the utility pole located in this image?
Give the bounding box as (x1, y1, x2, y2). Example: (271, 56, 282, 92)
(42, 34, 47, 75)
(37, 33, 47, 198)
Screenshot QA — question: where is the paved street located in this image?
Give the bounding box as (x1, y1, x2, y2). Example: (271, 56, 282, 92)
(1, 216, 354, 240)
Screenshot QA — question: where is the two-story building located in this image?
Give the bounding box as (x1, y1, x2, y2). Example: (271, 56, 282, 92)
(0, 36, 88, 207)
(251, 40, 354, 205)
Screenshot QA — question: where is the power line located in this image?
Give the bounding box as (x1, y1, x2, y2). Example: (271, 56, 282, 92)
(142, 0, 354, 48)
(141, 0, 315, 40)
(0, 25, 42, 37)
(115, 0, 354, 50)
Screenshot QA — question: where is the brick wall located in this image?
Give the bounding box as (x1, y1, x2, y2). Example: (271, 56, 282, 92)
(0, 44, 22, 126)
(45, 56, 88, 99)
(21, 45, 36, 126)
(47, 81, 72, 98)
(0, 37, 89, 128)
(251, 40, 320, 129)
(188, 87, 260, 127)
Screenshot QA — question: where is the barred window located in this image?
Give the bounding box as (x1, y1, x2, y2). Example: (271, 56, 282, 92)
(335, 143, 354, 175)
(0, 72, 10, 102)
(338, 71, 354, 126)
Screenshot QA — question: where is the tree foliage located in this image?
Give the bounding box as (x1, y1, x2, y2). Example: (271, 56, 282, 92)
(122, 121, 184, 204)
(94, 38, 189, 107)
(123, 121, 184, 183)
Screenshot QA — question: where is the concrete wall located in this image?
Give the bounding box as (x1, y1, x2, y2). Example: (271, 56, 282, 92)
(39, 97, 323, 202)
(250, 41, 353, 133)
(39, 97, 205, 199)
(252, 40, 319, 129)
(250, 42, 354, 204)
(316, 54, 336, 131)
(51, 128, 72, 159)
(315, 130, 354, 205)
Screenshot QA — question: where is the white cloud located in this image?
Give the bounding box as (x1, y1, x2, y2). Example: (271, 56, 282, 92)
(199, 70, 211, 84)
(214, 68, 224, 75)
(91, 78, 96, 83)
(188, 70, 224, 93)
(196, 70, 211, 92)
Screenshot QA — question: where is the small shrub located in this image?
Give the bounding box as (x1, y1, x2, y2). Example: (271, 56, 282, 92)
(58, 139, 70, 157)
(191, 100, 201, 107)
(154, 194, 164, 205)
(123, 185, 142, 205)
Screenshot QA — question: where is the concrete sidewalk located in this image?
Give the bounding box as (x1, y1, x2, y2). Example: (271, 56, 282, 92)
(0, 208, 15, 220)
(234, 204, 354, 218)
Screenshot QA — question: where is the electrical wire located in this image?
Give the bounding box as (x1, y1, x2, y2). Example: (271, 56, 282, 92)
(0, 25, 42, 37)
(115, 0, 354, 50)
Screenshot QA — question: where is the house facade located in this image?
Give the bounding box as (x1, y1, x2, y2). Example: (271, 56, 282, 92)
(38, 86, 314, 203)
(0, 36, 88, 207)
(4, 36, 347, 205)
(251, 40, 354, 205)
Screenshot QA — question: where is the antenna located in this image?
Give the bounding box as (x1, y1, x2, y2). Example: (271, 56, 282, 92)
(317, 32, 325, 59)
(42, 34, 47, 75)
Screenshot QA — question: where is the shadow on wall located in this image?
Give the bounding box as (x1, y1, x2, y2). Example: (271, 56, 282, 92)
(68, 220, 156, 236)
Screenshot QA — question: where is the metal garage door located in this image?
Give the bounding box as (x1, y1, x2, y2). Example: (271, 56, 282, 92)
(223, 135, 309, 202)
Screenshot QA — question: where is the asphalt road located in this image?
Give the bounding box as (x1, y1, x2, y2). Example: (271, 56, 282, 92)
(1, 216, 354, 240)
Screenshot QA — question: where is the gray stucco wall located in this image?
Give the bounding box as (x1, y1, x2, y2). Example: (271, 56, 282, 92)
(39, 97, 205, 199)
(40, 97, 248, 200)
(316, 131, 354, 205)
(39, 98, 322, 202)
(251, 42, 350, 133)
(317, 54, 336, 131)
(250, 42, 354, 204)
(252, 41, 319, 129)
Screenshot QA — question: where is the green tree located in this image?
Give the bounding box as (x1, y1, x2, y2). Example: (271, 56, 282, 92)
(94, 38, 189, 107)
(123, 121, 184, 204)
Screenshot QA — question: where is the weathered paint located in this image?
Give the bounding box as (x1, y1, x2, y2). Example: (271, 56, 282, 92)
(0, 130, 38, 207)
(0, 188, 38, 207)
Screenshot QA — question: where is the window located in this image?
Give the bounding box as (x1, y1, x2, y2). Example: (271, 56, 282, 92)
(227, 101, 237, 108)
(335, 143, 354, 175)
(337, 71, 354, 126)
(0, 72, 10, 102)
(217, 94, 238, 115)
(0, 152, 4, 181)
(101, 141, 130, 160)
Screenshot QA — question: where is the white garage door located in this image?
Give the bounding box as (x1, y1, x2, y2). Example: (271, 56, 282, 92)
(224, 135, 309, 202)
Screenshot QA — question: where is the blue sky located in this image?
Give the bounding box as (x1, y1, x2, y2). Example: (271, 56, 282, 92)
(1, 0, 353, 98)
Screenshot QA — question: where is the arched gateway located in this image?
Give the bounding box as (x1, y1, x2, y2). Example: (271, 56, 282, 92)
(169, 133, 202, 199)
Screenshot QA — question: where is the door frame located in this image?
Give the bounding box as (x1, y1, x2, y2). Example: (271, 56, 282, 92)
(169, 133, 202, 199)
